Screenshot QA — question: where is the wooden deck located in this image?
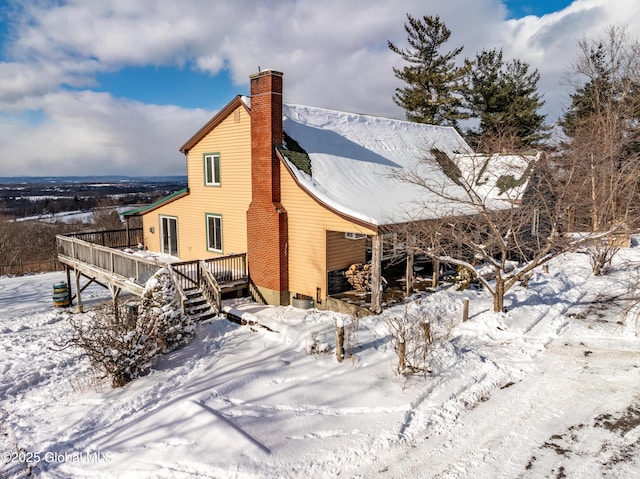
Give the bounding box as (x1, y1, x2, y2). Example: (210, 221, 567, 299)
(56, 229, 248, 315)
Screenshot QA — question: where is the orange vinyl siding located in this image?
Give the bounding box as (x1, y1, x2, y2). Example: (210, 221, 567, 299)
(280, 165, 376, 304)
(141, 104, 251, 260)
(326, 231, 367, 271)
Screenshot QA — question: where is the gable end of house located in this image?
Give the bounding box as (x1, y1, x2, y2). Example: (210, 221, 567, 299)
(179, 95, 250, 154)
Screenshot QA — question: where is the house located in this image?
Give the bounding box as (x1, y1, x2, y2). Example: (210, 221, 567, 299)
(125, 69, 535, 313)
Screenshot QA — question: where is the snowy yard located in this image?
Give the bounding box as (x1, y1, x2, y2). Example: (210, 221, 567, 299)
(1, 248, 639, 478)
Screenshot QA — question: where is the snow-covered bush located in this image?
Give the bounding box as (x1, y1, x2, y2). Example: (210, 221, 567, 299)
(137, 268, 194, 353)
(453, 265, 474, 290)
(306, 330, 329, 355)
(63, 269, 194, 387)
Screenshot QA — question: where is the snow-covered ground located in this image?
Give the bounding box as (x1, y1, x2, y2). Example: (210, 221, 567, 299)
(17, 206, 136, 224)
(1, 247, 639, 478)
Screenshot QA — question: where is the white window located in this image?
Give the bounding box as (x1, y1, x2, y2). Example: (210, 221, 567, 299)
(345, 232, 367, 240)
(204, 154, 221, 186)
(206, 214, 222, 252)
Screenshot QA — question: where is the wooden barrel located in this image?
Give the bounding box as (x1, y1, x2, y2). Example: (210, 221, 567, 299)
(53, 282, 70, 307)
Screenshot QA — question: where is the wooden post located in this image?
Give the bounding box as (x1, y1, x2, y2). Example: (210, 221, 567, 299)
(432, 259, 440, 288)
(336, 321, 345, 363)
(66, 266, 72, 304)
(125, 216, 131, 247)
(370, 235, 382, 313)
(462, 298, 469, 322)
(75, 269, 83, 313)
(405, 239, 414, 297)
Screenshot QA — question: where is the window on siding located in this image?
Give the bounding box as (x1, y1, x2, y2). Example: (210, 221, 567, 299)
(204, 154, 221, 186)
(206, 214, 222, 252)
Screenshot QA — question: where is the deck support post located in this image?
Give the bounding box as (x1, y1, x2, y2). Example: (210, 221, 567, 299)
(109, 284, 121, 308)
(65, 266, 72, 304)
(125, 216, 131, 247)
(74, 268, 83, 313)
(109, 284, 121, 321)
(405, 237, 414, 297)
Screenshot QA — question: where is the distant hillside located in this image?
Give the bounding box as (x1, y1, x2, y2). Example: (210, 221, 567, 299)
(0, 176, 187, 184)
(0, 176, 187, 219)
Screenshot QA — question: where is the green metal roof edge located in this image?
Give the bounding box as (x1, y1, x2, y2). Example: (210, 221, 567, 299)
(122, 187, 189, 216)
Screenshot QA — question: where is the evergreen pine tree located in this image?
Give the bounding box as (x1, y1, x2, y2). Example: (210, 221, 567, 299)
(560, 40, 638, 142)
(464, 48, 547, 150)
(388, 14, 467, 127)
(561, 44, 606, 137)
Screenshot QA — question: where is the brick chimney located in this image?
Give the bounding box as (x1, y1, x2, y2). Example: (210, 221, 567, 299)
(246, 69, 289, 305)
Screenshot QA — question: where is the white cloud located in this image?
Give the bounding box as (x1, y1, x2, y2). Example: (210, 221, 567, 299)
(1, 0, 640, 176)
(0, 62, 67, 107)
(0, 90, 213, 176)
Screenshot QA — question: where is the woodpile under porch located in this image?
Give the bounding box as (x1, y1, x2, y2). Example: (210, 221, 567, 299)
(326, 230, 442, 314)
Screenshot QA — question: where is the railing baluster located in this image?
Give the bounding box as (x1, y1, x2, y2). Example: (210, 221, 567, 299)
(59, 228, 143, 249)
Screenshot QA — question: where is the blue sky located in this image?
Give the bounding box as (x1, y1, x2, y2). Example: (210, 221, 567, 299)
(503, 0, 573, 19)
(93, 66, 237, 110)
(0, 0, 638, 177)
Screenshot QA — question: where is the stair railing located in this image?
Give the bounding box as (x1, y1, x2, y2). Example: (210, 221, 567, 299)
(167, 264, 189, 315)
(198, 260, 222, 314)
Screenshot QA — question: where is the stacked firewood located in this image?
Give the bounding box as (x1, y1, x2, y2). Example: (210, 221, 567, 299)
(345, 263, 371, 291)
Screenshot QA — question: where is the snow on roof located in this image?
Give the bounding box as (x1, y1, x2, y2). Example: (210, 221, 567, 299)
(281, 103, 536, 226)
(453, 152, 540, 205)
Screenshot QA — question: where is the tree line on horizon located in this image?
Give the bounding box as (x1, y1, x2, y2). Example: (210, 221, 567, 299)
(0, 199, 143, 277)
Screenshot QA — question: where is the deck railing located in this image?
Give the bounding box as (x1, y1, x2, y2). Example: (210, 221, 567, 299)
(169, 255, 248, 288)
(63, 228, 143, 249)
(170, 260, 201, 291)
(56, 229, 247, 314)
(56, 234, 162, 286)
(204, 253, 248, 284)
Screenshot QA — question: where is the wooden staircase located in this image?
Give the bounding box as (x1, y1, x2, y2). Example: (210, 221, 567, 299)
(183, 287, 218, 321)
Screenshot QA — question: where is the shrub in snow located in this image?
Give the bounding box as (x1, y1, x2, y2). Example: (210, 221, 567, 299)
(63, 269, 194, 387)
(386, 305, 434, 375)
(306, 330, 329, 355)
(453, 265, 474, 291)
(587, 240, 620, 276)
(137, 268, 194, 353)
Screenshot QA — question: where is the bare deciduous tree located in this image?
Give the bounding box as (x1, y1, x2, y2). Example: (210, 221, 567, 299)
(560, 24, 640, 233)
(0, 216, 71, 275)
(559, 25, 640, 275)
(390, 147, 609, 313)
(91, 198, 124, 231)
(385, 26, 640, 311)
